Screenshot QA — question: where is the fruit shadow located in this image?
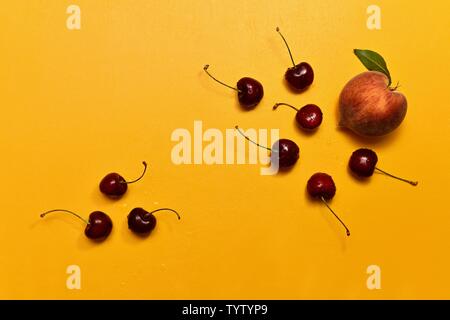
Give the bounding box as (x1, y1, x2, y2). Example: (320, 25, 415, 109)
(282, 79, 313, 95)
(334, 99, 403, 148)
(233, 99, 258, 113)
(268, 156, 299, 176)
(346, 166, 371, 185)
(276, 165, 296, 175)
(304, 188, 348, 251)
(91, 186, 130, 206)
(120, 218, 157, 244)
(293, 119, 320, 138)
(77, 229, 112, 250)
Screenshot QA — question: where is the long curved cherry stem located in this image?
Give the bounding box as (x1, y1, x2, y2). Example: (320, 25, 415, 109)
(147, 208, 181, 220)
(40, 209, 90, 225)
(123, 161, 148, 184)
(320, 197, 350, 237)
(203, 65, 240, 92)
(235, 125, 272, 152)
(273, 102, 299, 112)
(375, 167, 418, 186)
(276, 27, 296, 67)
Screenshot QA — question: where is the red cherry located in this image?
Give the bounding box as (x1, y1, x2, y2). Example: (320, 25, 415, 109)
(273, 103, 323, 130)
(99, 173, 127, 197)
(271, 139, 300, 168)
(285, 63, 314, 91)
(276, 27, 314, 91)
(99, 161, 147, 198)
(203, 65, 264, 109)
(349, 148, 418, 185)
(307, 172, 336, 200)
(349, 148, 378, 177)
(85, 211, 113, 240)
(237, 77, 264, 108)
(127, 208, 180, 234)
(235, 126, 299, 169)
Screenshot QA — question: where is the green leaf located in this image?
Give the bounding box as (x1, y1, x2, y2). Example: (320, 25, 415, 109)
(353, 49, 392, 86)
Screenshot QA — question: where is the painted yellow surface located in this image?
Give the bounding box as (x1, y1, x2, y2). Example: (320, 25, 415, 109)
(0, 0, 449, 299)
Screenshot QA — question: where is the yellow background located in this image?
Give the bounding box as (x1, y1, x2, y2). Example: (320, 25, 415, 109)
(0, 0, 449, 299)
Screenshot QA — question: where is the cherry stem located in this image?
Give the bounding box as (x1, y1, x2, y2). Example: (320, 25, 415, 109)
(235, 125, 272, 152)
(40, 209, 90, 225)
(203, 65, 239, 92)
(276, 27, 296, 67)
(123, 161, 148, 184)
(273, 102, 299, 112)
(320, 197, 350, 237)
(375, 167, 418, 186)
(147, 208, 181, 220)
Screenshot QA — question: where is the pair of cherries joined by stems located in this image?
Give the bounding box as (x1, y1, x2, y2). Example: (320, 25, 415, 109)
(40, 162, 181, 240)
(204, 28, 316, 113)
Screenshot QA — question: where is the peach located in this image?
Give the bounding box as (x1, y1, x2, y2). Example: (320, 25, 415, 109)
(339, 71, 407, 137)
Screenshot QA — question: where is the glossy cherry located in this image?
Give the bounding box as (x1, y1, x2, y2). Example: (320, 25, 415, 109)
(276, 27, 314, 91)
(273, 103, 323, 130)
(307, 173, 350, 236)
(203, 65, 264, 109)
(235, 125, 299, 168)
(40, 209, 113, 240)
(349, 148, 418, 186)
(100, 161, 147, 197)
(128, 208, 181, 234)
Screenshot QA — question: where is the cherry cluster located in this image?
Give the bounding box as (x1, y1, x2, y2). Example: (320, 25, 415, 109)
(41, 162, 180, 241)
(204, 28, 418, 236)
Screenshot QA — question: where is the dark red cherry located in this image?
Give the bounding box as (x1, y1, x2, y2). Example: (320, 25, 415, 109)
(127, 208, 180, 234)
(236, 77, 264, 108)
(203, 65, 263, 109)
(100, 173, 127, 196)
(297, 104, 322, 129)
(307, 172, 336, 200)
(40, 209, 113, 241)
(235, 126, 300, 170)
(285, 63, 314, 91)
(271, 139, 300, 168)
(273, 103, 322, 130)
(349, 148, 418, 185)
(100, 161, 147, 197)
(276, 27, 314, 91)
(128, 208, 156, 234)
(306, 173, 350, 236)
(349, 148, 378, 177)
(85, 211, 113, 239)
